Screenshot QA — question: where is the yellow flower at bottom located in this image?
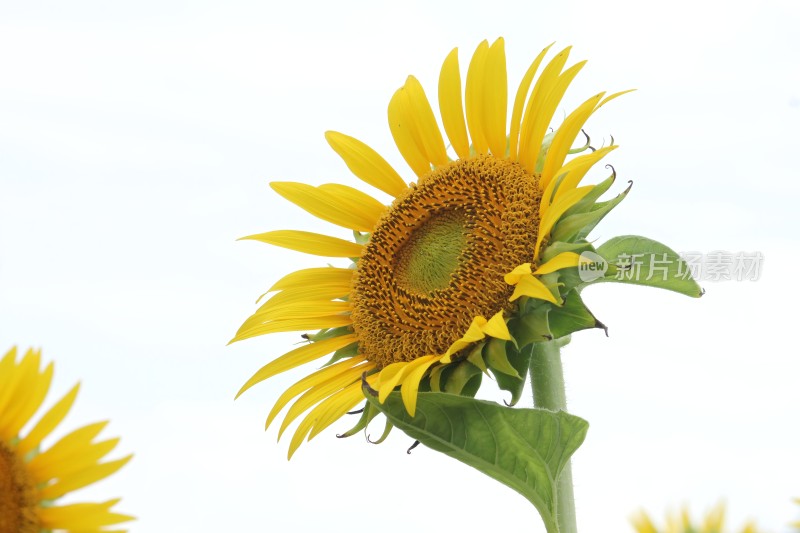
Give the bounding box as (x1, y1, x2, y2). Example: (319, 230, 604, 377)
(632, 503, 761, 533)
(0, 347, 133, 533)
(234, 38, 629, 457)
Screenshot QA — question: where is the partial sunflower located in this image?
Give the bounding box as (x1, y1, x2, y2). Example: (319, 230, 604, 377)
(0, 347, 133, 533)
(793, 497, 800, 529)
(234, 38, 631, 457)
(632, 503, 761, 533)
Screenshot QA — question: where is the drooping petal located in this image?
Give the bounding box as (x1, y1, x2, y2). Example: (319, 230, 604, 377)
(504, 263, 532, 285)
(482, 311, 512, 340)
(438, 47, 470, 159)
(325, 131, 408, 197)
(509, 274, 559, 304)
(399, 355, 439, 416)
(534, 252, 582, 275)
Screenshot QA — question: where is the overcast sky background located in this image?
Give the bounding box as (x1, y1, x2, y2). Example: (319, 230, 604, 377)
(2, 1, 799, 531)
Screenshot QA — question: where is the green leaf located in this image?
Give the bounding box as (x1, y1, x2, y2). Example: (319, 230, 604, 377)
(595, 235, 704, 297)
(548, 291, 607, 339)
(444, 360, 483, 396)
(364, 387, 589, 533)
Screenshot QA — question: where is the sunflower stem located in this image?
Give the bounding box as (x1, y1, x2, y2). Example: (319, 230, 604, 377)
(529, 340, 577, 533)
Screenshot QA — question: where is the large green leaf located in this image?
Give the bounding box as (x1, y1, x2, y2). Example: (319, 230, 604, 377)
(595, 235, 703, 297)
(364, 386, 589, 533)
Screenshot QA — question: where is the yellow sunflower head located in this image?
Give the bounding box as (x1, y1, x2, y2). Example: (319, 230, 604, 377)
(0, 347, 133, 533)
(631, 503, 762, 533)
(234, 38, 632, 458)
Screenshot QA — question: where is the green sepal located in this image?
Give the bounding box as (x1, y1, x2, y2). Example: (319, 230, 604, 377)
(484, 337, 520, 378)
(489, 342, 534, 407)
(595, 235, 704, 297)
(562, 168, 617, 218)
(466, 342, 489, 374)
(548, 290, 607, 339)
(368, 417, 394, 445)
(363, 384, 589, 533)
(304, 326, 353, 342)
(509, 304, 552, 348)
(444, 360, 483, 396)
(322, 341, 359, 367)
(336, 401, 379, 439)
(550, 181, 631, 243)
(540, 240, 596, 263)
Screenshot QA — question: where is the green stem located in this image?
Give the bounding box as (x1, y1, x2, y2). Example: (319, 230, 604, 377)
(529, 340, 577, 533)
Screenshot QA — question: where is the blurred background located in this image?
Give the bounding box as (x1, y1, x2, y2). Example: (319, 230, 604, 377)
(1, 0, 798, 531)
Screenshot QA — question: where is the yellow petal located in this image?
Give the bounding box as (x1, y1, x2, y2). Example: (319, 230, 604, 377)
(270, 181, 384, 232)
(325, 131, 408, 197)
(484, 37, 508, 158)
(267, 266, 354, 293)
(265, 356, 366, 430)
(230, 314, 353, 344)
(278, 363, 373, 439)
(388, 86, 433, 177)
(236, 334, 358, 399)
(550, 145, 617, 207)
(254, 282, 351, 310)
(237, 300, 351, 332)
(239, 230, 363, 258)
(39, 499, 134, 529)
(535, 185, 593, 259)
(307, 379, 371, 440)
(534, 252, 582, 275)
(17, 383, 80, 456)
(400, 355, 438, 416)
(504, 262, 532, 285)
(522, 60, 587, 175)
(509, 274, 559, 304)
(27, 421, 108, 479)
(404, 75, 448, 167)
(465, 40, 489, 155)
(438, 48, 470, 159)
(377, 361, 412, 403)
(441, 316, 489, 362)
(482, 311, 511, 340)
(33, 438, 120, 484)
(3, 357, 53, 441)
(509, 44, 554, 160)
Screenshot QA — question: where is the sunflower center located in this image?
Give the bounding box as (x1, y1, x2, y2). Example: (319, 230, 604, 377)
(0, 442, 39, 533)
(394, 210, 468, 293)
(351, 156, 541, 368)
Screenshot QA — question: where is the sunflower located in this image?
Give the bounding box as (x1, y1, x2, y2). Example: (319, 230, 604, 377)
(0, 347, 133, 533)
(234, 38, 630, 457)
(631, 503, 761, 533)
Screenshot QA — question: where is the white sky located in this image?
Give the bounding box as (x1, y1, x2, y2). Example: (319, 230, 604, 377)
(1, 0, 799, 531)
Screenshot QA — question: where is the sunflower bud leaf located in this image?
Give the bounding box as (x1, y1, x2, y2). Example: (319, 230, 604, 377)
(365, 389, 589, 533)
